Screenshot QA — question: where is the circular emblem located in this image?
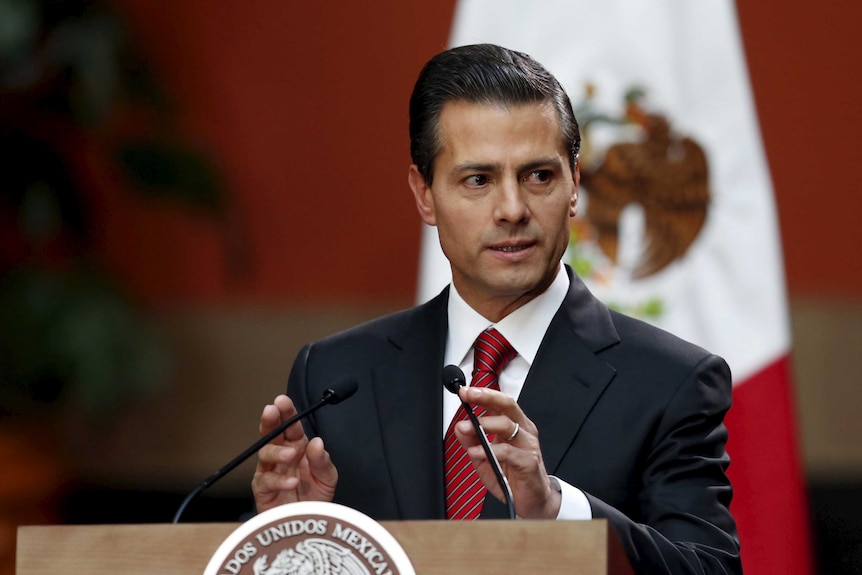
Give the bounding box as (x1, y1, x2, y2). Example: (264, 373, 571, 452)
(204, 502, 415, 575)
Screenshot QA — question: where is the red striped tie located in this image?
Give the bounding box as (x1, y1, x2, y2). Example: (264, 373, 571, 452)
(444, 328, 517, 520)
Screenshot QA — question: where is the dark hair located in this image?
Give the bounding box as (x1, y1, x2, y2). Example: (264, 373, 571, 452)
(409, 43, 580, 185)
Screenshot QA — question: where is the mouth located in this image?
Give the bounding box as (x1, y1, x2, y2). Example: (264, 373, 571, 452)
(488, 240, 537, 257)
(491, 245, 530, 253)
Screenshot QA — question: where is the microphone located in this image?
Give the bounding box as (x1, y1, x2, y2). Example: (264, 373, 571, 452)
(442, 365, 516, 520)
(172, 377, 359, 523)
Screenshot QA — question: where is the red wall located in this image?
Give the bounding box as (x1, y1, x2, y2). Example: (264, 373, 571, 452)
(99, 1, 862, 305)
(737, 0, 862, 297)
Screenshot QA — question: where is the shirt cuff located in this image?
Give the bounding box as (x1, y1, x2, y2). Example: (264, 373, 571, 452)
(552, 476, 592, 520)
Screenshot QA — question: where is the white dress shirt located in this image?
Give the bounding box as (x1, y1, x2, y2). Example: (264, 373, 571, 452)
(442, 264, 592, 520)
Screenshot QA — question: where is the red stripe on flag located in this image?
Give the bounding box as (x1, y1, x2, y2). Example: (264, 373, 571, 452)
(725, 355, 814, 574)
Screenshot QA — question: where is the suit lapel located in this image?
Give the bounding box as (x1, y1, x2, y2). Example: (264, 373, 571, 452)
(517, 270, 620, 474)
(372, 291, 449, 519)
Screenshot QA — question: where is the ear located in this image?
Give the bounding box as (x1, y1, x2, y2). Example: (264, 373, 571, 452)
(409, 165, 436, 226)
(569, 162, 580, 218)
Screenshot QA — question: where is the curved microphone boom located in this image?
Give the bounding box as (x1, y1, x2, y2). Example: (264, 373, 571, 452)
(172, 377, 359, 523)
(442, 365, 516, 520)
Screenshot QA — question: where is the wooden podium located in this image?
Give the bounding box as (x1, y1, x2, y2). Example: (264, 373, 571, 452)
(17, 520, 633, 574)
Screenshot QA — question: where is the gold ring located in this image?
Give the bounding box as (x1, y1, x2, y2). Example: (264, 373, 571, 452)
(506, 422, 520, 442)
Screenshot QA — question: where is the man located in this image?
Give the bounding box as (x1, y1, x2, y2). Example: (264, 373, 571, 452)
(252, 44, 741, 574)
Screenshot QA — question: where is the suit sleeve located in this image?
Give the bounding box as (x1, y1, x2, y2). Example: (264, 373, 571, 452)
(587, 354, 742, 575)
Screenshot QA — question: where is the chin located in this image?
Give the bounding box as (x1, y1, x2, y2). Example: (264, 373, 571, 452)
(489, 271, 546, 297)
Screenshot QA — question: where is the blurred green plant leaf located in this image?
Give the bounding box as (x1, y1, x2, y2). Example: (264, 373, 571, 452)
(0, 0, 39, 70)
(1, 128, 88, 240)
(0, 266, 169, 417)
(45, 8, 123, 126)
(118, 140, 226, 213)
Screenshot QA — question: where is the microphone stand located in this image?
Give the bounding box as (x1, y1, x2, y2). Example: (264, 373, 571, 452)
(460, 397, 517, 519)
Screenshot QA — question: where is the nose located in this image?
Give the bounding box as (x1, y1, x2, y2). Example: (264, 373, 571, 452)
(494, 181, 530, 224)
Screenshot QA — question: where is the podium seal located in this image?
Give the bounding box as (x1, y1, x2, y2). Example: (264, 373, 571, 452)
(203, 502, 415, 575)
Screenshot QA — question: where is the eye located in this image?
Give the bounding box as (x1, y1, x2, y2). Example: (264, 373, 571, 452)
(464, 174, 488, 187)
(524, 170, 552, 184)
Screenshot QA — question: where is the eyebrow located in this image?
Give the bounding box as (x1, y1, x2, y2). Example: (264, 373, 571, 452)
(520, 157, 563, 172)
(452, 157, 562, 175)
(452, 162, 498, 174)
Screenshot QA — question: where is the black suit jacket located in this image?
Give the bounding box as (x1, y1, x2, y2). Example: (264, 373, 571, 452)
(287, 268, 741, 574)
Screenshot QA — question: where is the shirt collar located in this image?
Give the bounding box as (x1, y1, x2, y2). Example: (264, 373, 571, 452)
(446, 264, 569, 367)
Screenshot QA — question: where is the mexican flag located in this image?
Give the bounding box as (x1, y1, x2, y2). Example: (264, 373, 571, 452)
(416, 2, 812, 573)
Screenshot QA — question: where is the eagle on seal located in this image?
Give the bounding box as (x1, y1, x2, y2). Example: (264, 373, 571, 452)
(581, 108, 710, 280)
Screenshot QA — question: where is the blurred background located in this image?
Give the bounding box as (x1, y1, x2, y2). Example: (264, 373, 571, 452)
(1, 1, 860, 574)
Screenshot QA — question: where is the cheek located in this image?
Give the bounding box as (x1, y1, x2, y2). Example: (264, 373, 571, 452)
(434, 210, 463, 244)
(536, 195, 575, 227)
(436, 211, 484, 257)
(436, 199, 480, 232)
(541, 204, 575, 249)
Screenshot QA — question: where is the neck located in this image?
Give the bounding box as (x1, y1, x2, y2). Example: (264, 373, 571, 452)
(472, 293, 538, 323)
(456, 265, 562, 323)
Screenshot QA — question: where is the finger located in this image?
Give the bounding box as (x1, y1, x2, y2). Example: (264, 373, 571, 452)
(452, 416, 519, 447)
(253, 466, 301, 494)
(272, 394, 297, 418)
(305, 437, 339, 489)
(259, 403, 284, 436)
(465, 442, 540, 502)
(252, 469, 303, 514)
(471, 441, 538, 468)
(460, 386, 521, 418)
(468, 441, 548, 489)
(253, 446, 304, 489)
(461, 387, 540, 436)
(260, 396, 310, 448)
(476, 415, 524, 443)
(472, 415, 522, 443)
(257, 443, 302, 467)
(453, 419, 481, 448)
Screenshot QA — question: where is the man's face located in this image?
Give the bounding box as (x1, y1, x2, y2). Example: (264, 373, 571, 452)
(409, 100, 578, 320)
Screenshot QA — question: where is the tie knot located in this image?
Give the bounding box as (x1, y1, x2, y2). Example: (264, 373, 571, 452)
(473, 328, 517, 377)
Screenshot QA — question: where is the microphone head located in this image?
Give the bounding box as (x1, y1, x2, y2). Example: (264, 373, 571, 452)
(442, 364, 467, 395)
(323, 377, 359, 404)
